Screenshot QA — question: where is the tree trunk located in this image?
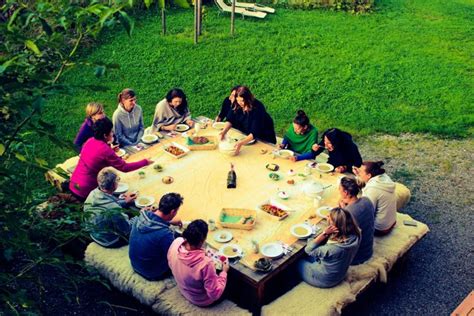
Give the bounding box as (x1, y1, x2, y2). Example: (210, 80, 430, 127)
(231, 0, 236, 36)
(162, 8, 166, 35)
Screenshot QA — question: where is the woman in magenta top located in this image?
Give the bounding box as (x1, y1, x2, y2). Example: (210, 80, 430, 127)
(69, 117, 151, 200)
(167, 220, 229, 307)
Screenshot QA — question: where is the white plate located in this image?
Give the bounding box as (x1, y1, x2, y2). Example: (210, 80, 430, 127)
(176, 124, 190, 132)
(277, 149, 294, 159)
(212, 122, 227, 130)
(316, 206, 332, 218)
(291, 224, 312, 239)
(219, 244, 242, 258)
(116, 148, 126, 157)
(316, 163, 334, 173)
(213, 230, 233, 243)
(261, 242, 284, 259)
(135, 196, 155, 208)
(114, 182, 129, 195)
(141, 134, 158, 144)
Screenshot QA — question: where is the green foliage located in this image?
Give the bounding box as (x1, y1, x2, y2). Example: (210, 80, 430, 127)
(286, 0, 374, 12)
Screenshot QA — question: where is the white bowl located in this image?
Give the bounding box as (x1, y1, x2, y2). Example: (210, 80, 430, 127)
(213, 230, 233, 243)
(116, 148, 126, 157)
(261, 242, 284, 259)
(278, 149, 294, 159)
(176, 124, 190, 132)
(315, 152, 329, 163)
(278, 191, 290, 200)
(316, 206, 332, 218)
(291, 224, 313, 239)
(218, 141, 237, 156)
(316, 163, 334, 173)
(141, 134, 158, 144)
(135, 196, 155, 208)
(212, 122, 227, 130)
(114, 182, 129, 195)
(303, 181, 324, 198)
(219, 244, 242, 258)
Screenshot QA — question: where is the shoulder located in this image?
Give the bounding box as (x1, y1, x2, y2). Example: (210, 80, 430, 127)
(156, 98, 167, 108)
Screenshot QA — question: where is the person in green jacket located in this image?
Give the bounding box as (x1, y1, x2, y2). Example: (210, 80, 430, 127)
(279, 110, 318, 161)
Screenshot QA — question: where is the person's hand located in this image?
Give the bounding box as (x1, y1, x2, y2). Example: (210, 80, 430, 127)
(234, 142, 243, 155)
(215, 116, 222, 122)
(335, 166, 346, 173)
(278, 143, 285, 149)
(222, 260, 230, 273)
(142, 205, 156, 212)
(289, 155, 297, 162)
(219, 131, 227, 141)
(170, 218, 183, 228)
(352, 166, 360, 176)
(312, 144, 320, 151)
(111, 144, 120, 152)
(186, 120, 194, 127)
(323, 225, 339, 237)
(124, 191, 137, 204)
(146, 159, 154, 165)
(163, 124, 177, 131)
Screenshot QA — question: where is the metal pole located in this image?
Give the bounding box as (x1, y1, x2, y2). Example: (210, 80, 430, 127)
(162, 8, 166, 35)
(231, 0, 235, 36)
(194, 0, 198, 44)
(197, 0, 202, 36)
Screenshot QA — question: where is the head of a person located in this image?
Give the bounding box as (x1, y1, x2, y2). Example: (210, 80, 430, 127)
(323, 128, 344, 152)
(157, 192, 184, 220)
(339, 176, 360, 199)
(118, 89, 137, 112)
(182, 219, 208, 248)
(92, 117, 114, 143)
(328, 207, 361, 241)
(229, 85, 241, 103)
(97, 168, 119, 193)
(293, 110, 310, 135)
(359, 161, 386, 183)
(85, 102, 105, 122)
(166, 88, 188, 114)
(235, 86, 255, 111)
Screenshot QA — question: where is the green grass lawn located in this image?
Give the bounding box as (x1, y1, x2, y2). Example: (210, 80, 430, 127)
(41, 0, 473, 164)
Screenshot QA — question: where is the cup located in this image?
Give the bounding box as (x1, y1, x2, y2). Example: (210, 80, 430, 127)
(313, 196, 322, 208)
(194, 123, 200, 136)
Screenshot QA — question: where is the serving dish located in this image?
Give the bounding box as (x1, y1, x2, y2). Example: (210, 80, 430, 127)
(164, 142, 190, 159)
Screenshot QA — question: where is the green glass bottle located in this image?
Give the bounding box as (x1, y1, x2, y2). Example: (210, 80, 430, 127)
(227, 163, 236, 189)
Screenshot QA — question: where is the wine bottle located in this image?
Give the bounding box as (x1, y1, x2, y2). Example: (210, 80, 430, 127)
(227, 163, 236, 188)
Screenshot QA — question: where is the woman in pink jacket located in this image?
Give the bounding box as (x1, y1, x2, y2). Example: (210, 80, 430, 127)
(69, 117, 151, 201)
(167, 219, 229, 307)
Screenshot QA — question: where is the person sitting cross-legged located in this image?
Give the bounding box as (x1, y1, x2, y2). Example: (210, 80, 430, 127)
(84, 168, 137, 248)
(129, 193, 183, 281)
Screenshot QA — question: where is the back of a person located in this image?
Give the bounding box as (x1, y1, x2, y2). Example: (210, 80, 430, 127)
(364, 174, 397, 231)
(346, 197, 375, 265)
(129, 211, 173, 281)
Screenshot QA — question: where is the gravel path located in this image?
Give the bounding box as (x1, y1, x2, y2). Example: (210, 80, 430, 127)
(37, 134, 473, 315)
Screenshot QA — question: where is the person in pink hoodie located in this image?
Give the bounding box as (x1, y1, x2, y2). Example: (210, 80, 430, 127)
(69, 117, 151, 200)
(167, 220, 229, 307)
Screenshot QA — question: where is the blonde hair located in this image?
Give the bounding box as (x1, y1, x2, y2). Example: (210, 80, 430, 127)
(329, 207, 361, 242)
(85, 102, 104, 118)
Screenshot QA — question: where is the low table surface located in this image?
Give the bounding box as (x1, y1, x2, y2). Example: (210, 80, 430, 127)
(114, 123, 343, 310)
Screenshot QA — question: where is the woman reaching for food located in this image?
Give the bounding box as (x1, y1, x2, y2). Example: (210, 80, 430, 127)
(298, 207, 361, 288)
(298, 128, 362, 173)
(279, 110, 318, 161)
(219, 86, 276, 155)
(152, 88, 194, 132)
(112, 88, 145, 147)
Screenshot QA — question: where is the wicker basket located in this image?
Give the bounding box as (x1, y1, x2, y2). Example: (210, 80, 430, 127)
(186, 135, 218, 151)
(219, 208, 257, 230)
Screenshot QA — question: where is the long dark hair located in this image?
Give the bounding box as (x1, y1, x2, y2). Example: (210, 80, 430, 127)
(323, 128, 348, 150)
(183, 219, 208, 247)
(234, 86, 256, 111)
(362, 161, 386, 177)
(166, 88, 188, 115)
(92, 117, 113, 141)
(293, 110, 310, 127)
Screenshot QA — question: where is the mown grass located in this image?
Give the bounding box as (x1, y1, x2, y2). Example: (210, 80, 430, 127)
(41, 0, 473, 164)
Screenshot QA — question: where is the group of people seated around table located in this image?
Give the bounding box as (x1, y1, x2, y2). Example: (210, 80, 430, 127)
(70, 85, 400, 305)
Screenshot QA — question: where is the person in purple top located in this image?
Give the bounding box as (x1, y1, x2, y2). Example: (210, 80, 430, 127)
(74, 102, 106, 152)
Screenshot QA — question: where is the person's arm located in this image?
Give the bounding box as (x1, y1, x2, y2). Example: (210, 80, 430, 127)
(219, 121, 233, 140)
(217, 98, 231, 121)
(202, 261, 227, 302)
(136, 108, 145, 143)
(105, 146, 149, 172)
(112, 113, 126, 147)
(74, 121, 89, 153)
(295, 151, 317, 161)
(112, 212, 131, 238)
(362, 187, 378, 209)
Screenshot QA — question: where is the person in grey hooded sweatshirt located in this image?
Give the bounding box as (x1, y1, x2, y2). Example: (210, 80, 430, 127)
(354, 161, 397, 236)
(129, 193, 183, 281)
(84, 168, 137, 248)
(298, 207, 361, 288)
(112, 88, 144, 147)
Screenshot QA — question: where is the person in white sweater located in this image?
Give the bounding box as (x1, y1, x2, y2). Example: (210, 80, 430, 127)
(354, 161, 397, 236)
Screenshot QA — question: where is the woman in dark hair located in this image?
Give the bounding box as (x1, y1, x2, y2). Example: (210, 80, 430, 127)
(298, 207, 361, 288)
(152, 88, 194, 132)
(112, 88, 145, 147)
(219, 86, 276, 154)
(215, 85, 241, 122)
(339, 177, 374, 264)
(279, 110, 318, 160)
(305, 128, 362, 173)
(69, 117, 152, 201)
(354, 161, 397, 236)
(167, 220, 229, 306)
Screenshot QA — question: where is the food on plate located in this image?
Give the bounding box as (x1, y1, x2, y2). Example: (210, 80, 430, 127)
(162, 176, 174, 184)
(165, 145, 185, 156)
(238, 216, 254, 225)
(294, 226, 310, 236)
(260, 149, 268, 154)
(153, 164, 163, 172)
(287, 179, 295, 185)
(137, 197, 150, 205)
(254, 258, 272, 272)
(191, 136, 209, 144)
(223, 247, 238, 257)
(260, 204, 288, 218)
(138, 171, 146, 178)
(269, 173, 280, 181)
(318, 164, 332, 172)
(308, 214, 317, 220)
(266, 163, 279, 171)
(142, 135, 157, 143)
(219, 234, 227, 240)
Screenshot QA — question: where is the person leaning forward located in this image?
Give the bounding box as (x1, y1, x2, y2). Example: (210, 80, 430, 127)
(129, 193, 183, 281)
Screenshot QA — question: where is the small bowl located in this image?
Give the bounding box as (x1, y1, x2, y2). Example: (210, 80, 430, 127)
(291, 223, 313, 239)
(135, 196, 155, 208)
(269, 172, 281, 181)
(261, 242, 284, 259)
(278, 191, 290, 200)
